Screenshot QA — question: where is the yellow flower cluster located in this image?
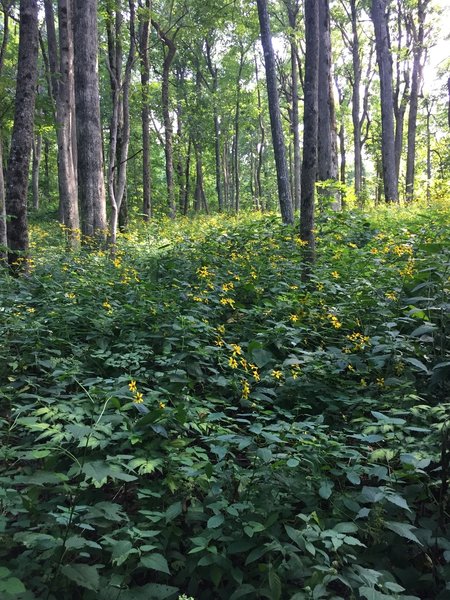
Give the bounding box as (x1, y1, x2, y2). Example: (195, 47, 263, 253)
(102, 300, 112, 312)
(346, 332, 370, 351)
(197, 265, 211, 278)
(398, 259, 415, 278)
(220, 297, 235, 309)
(222, 282, 234, 292)
(385, 291, 398, 301)
(241, 379, 251, 399)
(129, 380, 144, 404)
(328, 314, 342, 329)
(271, 369, 283, 380)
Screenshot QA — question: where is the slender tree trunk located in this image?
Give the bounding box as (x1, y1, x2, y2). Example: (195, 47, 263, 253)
(44, 0, 80, 243)
(74, 0, 107, 240)
(152, 18, 176, 219)
(405, 0, 428, 203)
(0, 6, 9, 260)
(139, 0, 151, 220)
(183, 137, 191, 214)
(5, 0, 39, 269)
(425, 97, 431, 206)
(32, 132, 42, 210)
(350, 0, 363, 202)
(371, 0, 399, 202)
(205, 39, 223, 212)
(300, 0, 319, 266)
(317, 0, 339, 210)
(233, 46, 245, 212)
(254, 55, 265, 211)
(107, 1, 136, 247)
(256, 0, 294, 224)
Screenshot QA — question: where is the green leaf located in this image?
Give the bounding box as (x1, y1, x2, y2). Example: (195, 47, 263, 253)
(111, 540, 134, 566)
(207, 514, 224, 529)
(140, 553, 170, 575)
(385, 493, 411, 512)
(384, 521, 423, 546)
(287, 458, 300, 468)
(0, 577, 26, 595)
(61, 564, 100, 591)
(229, 584, 256, 600)
(403, 357, 429, 373)
(318, 479, 333, 500)
(359, 587, 392, 600)
(268, 566, 282, 600)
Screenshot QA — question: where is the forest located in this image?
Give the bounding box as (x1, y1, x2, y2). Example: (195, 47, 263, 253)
(0, 0, 449, 598)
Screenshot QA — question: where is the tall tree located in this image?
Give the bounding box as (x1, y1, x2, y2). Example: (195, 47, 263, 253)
(44, 0, 80, 244)
(405, 0, 430, 202)
(371, 0, 399, 202)
(152, 17, 177, 219)
(73, 0, 107, 239)
(283, 0, 301, 212)
(317, 0, 339, 210)
(5, 0, 39, 269)
(0, 1, 10, 261)
(138, 0, 152, 220)
(300, 0, 319, 264)
(106, 0, 136, 246)
(256, 0, 294, 224)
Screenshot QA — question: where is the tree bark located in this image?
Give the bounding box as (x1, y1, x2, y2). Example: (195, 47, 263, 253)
(205, 38, 223, 212)
(0, 5, 9, 260)
(5, 0, 39, 269)
(405, 0, 428, 203)
(371, 0, 399, 203)
(74, 0, 107, 240)
(350, 0, 363, 202)
(318, 0, 339, 210)
(32, 132, 42, 210)
(138, 0, 152, 220)
(256, 0, 293, 224)
(152, 18, 176, 219)
(300, 0, 319, 265)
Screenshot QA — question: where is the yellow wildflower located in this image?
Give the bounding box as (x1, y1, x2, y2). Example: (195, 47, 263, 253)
(290, 314, 299, 323)
(331, 271, 340, 279)
(129, 380, 137, 393)
(133, 392, 144, 404)
(159, 402, 166, 409)
(197, 265, 211, 278)
(271, 369, 283, 380)
(102, 300, 112, 312)
(241, 380, 251, 400)
(231, 344, 242, 356)
(229, 357, 238, 369)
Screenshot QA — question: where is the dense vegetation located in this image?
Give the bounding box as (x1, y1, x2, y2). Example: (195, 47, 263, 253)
(1, 202, 449, 599)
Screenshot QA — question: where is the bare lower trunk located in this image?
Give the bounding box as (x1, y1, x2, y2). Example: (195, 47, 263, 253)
(256, 0, 294, 224)
(32, 132, 42, 210)
(350, 0, 362, 201)
(0, 139, 6, 262)
(6, 0, 39, 269)
(371, 0, 399, 203)
(139, 0, 151, 220)
(300, 0, 319, 266)
(74, 0, 107, 240)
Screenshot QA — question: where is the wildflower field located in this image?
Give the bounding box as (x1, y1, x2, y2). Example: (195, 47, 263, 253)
(0, 204, 449, 599)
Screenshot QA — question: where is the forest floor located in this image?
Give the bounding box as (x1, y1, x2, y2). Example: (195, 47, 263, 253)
(0, 202, 449, 600)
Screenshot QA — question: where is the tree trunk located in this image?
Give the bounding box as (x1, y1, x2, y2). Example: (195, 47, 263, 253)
(254, 54, 265, 211)
(233, 47, 244, 213)
(350, 0, 363, 202)
(205, 38, 223, 212)
(371, 0, 399, 203)
(44, 0, 80, 244)
(5, 0, 39, 270)
(425, 97, 431, 206)
(256, 0, 294, 224)
(405, 0, 428, 203)
(74, 0, 107, 240)
(300, 0, 319, 265)
(0, 6, 9, 261)
(152, 18, 176, 219)
(317, 0, 340, 210)
(139, 0, 151, 220)
(32, 132, 42, 210)
(107, 0, 136, 247)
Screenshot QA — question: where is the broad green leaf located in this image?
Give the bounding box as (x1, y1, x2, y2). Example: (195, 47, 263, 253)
(385, 521, 423, 546)
(207, 514, 224, 529)
(140, 553, 170, 575)
(319, 479, 333, 500)
(61, 564, 100, 591)
(0, 577, 26, 594)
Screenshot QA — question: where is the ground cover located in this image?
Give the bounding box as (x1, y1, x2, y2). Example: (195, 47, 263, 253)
(0, 204, 449, 599)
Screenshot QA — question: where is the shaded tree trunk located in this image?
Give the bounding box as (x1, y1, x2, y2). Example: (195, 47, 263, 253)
(318, 0, 339, 210)
(300, 0, 319, 265)
(44, 0, 80, 244)
(254, 54, 265, 211)
(256, 0, 294, 224)
(138, 0, 151, 220)
(106, 0, 136, 247)
(350, 0, 363, 202)
(371, 0, 399, 202)
(32, 132, 42, 210)
(205, 38, 223, 212)
(74, 0, 107, 239)
(405, 0, 429, 203)
(152, 18, 176, 219)
(0, 5, 9, 260)
(5, 0, 39, 270)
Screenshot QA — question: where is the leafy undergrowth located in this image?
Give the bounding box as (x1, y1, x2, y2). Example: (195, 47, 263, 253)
(0, 204, 449, 600)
